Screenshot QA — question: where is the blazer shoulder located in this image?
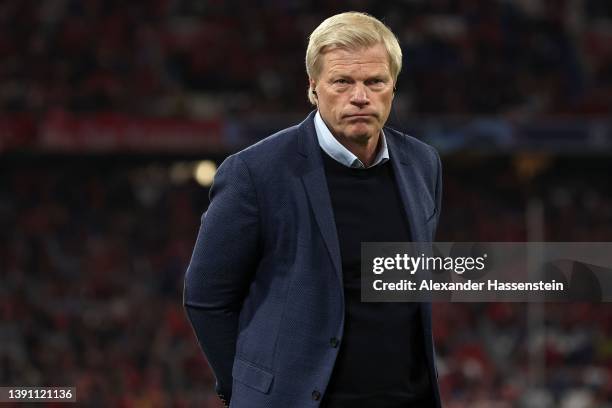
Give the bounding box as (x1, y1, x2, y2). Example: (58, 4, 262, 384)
(231, 123, 300, 165)
(384, 126, 440, 161)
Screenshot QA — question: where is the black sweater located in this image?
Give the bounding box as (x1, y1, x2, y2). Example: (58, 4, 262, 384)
(321, 151, 433, 408)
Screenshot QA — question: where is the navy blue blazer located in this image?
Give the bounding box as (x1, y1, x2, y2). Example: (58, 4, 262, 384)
(184, 111, 443, 407)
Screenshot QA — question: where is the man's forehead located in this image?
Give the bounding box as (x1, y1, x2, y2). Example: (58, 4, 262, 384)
(321, 45, 391, 75)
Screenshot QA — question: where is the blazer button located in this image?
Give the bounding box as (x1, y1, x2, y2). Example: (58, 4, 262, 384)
(312, 390, 321, 401)
(330, 337, 339, 348)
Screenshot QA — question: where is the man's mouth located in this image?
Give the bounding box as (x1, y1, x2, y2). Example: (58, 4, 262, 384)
(345, 114, 374, 120)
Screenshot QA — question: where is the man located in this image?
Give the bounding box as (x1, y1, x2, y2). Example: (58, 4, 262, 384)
(184, 12, 442, 408)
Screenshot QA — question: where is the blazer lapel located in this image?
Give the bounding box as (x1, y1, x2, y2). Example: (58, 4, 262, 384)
(387, 132, 440, 404)
(297, 112, 343, 282)
(386, 132, 428, 242)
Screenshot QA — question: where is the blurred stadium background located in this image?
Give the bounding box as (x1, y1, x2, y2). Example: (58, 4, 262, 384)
(2, 0, 612, 407)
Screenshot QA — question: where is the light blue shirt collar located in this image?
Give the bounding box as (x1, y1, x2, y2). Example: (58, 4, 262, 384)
(314, 110, 389, 169)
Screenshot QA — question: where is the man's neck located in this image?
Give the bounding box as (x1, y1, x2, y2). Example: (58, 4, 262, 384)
(336, 133, 381, 167)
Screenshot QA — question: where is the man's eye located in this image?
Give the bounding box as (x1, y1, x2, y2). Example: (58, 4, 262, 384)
(334, 79, 348, 84)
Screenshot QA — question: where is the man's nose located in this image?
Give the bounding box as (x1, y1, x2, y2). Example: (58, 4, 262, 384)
(350, 83, 369, 106)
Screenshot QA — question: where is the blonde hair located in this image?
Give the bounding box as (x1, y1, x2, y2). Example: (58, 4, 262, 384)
(305, 12, 402, 105)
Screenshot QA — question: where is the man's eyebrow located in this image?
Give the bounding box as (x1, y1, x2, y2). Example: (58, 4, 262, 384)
(326, 72, 352, 81)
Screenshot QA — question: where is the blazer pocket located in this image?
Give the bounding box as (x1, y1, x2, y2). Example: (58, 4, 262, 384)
(232, 357, 274, 394)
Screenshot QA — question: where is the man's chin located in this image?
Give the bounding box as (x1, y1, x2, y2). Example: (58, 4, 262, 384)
(345, 132, 375, 145)
(345, 125, 379, 142)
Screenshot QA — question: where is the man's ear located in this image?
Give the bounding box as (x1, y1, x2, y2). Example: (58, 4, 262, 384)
(309, 79, 317, 98)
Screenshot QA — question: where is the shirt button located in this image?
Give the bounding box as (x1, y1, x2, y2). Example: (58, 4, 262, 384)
(330, 337, 339, 348)
(312, 390, 321, 401)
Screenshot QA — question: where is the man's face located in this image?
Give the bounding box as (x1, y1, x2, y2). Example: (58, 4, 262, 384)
(311, 43, 394, 146)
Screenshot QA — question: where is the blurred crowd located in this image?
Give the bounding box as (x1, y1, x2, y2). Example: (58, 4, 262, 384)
(1, 0, 612, 118)
(1, 160, 218, 407)
(1, 157, 611, 407)
(435, 157, 612, 407)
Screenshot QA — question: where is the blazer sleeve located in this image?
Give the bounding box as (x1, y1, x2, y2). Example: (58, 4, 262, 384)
(183, 153, 261, 403)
